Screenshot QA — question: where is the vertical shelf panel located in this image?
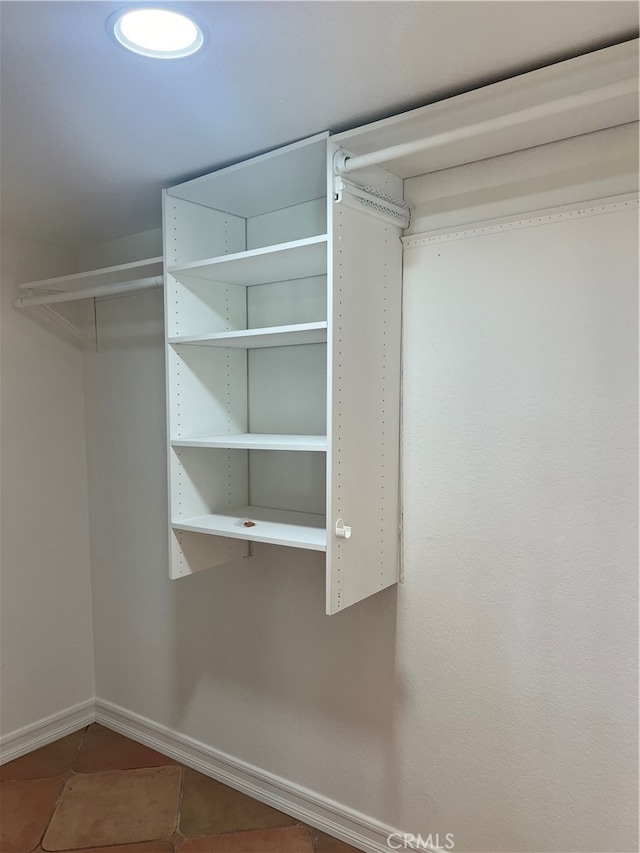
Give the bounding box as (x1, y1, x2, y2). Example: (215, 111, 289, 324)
(247, 277, 327, 329)
(167, 346, 248, 440)
(326, 185, 403, 614)
(249, 450, 327, 516)
(247, 198, 327, 250)
(248, 343, 327, 436)
(166, 196, 246, 265)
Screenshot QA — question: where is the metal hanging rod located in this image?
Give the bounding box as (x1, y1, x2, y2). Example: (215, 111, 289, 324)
(15, 276, 163, 308)
(334, 78, 638, 176)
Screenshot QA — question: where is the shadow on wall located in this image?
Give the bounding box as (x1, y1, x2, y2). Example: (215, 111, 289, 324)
(168, 548, 407, 816)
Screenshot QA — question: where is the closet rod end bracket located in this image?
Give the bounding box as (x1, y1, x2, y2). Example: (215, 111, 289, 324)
(333, 149, 351, 177)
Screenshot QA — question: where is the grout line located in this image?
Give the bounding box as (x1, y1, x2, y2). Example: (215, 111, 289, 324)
(38, 774, 69, 849)
(71, 722, 91, 770)
(10, 727, 354, 853)
(38, 723, 91, 849)
(175, 765, 186, 842)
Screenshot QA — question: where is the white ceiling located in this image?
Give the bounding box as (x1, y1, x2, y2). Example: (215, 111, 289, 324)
(1, 1, 637, 249)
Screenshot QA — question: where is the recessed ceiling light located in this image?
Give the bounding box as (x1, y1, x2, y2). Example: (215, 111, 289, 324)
(112, 7, 204, 59)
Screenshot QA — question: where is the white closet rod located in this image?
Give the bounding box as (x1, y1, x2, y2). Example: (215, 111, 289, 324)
(15, 275, 163, 308)
(334, 78, 637, 175)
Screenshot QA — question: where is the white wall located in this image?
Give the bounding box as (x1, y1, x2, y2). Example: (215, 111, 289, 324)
(76, 228, 162, 270)
(83, 126, 638, 853)
(0, 235, 95, 736)
(401, 206, 638, 852)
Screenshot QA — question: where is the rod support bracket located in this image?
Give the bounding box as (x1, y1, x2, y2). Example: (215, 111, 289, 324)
(333, 149, 351, 177)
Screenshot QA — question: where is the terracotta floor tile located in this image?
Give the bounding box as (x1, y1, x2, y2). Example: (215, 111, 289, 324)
(73, 724, 176, 773)
(0, 777, 64, 853)
(0, 730, 85, 781)
(41, 766, 182, 851)
(314, 829, 361, 852)
(180, 770, 297, 837)
(179, 826, 313, 853)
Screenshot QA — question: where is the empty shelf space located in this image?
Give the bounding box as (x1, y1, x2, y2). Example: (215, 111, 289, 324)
(169, 321, 328, 349)
(19, 256, 163, 294)
(172, 433, 327, 451)
(168, 235, 327, 286)
(173, 505, 327, 551)
(165, 134, 328, 220)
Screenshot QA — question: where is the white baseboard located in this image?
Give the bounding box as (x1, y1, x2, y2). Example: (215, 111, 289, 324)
(95, 698, 405, 853)
(2, 697, 435, 853)
(0, 699, 95, 764)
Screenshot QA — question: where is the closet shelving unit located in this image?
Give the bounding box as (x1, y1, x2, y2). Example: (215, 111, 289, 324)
(164, 132, 407, 613)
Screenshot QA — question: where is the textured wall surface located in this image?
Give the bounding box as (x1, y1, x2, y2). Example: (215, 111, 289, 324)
(401, 205, 638, 851)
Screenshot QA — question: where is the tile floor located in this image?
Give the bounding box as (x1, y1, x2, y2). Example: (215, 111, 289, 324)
(0, 724, 359, 853)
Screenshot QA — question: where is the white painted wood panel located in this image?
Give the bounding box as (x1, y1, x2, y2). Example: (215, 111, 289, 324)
(249, 450, 327, 516)
(170, 447, 248, 519)
(173, 505, 326, 551)
(247, 277, 327, 329)
(246, 198, 327, 250)
(164, 196, 246, 265)
(169, 236, 327, 287)
(167, 346, 247, 439)
(248, 343, 327, 435)
(169, 322, 327, 349)
(326, 194, 403, 614)
(167, 278, 247, 339)
(172, 434, 326, 451)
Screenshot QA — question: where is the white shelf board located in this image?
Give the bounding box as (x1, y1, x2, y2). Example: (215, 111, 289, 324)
(172, 433, 327, 451)
(173, 505, 327, 551)
(168, 235, 327, 286)
(169, 321, 328, 349)
(19, 256, 163, 294)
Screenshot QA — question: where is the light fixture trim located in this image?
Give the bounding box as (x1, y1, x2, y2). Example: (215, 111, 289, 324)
(111, 6, 204, 59)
